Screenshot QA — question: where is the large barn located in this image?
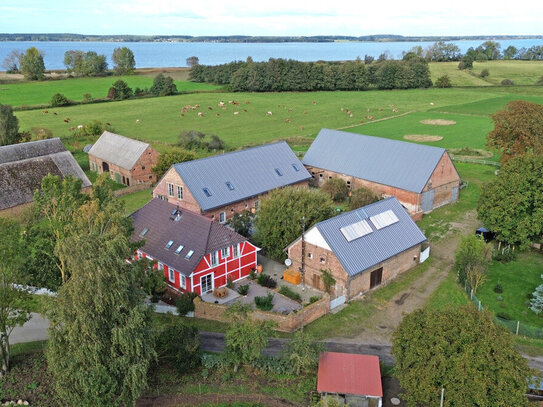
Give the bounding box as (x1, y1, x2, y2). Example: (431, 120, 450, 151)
(286, 197, 428, 300)
(88, 131, 159, 186)
(131, 198, 259, 295)
(153, 141, 311, 223)
(302, 129, 461, 219)
(0, 138, 91, 217)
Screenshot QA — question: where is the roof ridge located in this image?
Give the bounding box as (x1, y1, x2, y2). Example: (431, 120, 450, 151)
(316, 197, 397, 227)
(100, 130, 150, 147)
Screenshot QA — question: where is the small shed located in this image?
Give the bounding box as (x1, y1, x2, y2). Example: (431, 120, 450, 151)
(317, 352, 383, 407)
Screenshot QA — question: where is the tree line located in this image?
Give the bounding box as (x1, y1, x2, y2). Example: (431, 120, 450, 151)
(190, 57, 432, 91)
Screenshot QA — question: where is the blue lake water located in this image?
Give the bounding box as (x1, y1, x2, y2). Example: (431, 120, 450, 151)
(1, 39, 543, 70)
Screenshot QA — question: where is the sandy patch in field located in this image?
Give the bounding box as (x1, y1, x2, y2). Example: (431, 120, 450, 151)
(403, 135, 443, 142)
(420, 119, 456, 125)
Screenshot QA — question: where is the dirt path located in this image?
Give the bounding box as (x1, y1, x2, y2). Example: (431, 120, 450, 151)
(329, 210, 479, 345)
(137, 393, 296, 407)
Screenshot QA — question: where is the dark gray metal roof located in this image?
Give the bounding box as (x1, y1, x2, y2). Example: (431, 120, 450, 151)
(315, 197, 427, 277)
(0, 138, 65, 164)
(88, 131, 150, 170)
(130, 199, 247, 276)
(302, 129, 447, 193)
(173, 141, 311, 211)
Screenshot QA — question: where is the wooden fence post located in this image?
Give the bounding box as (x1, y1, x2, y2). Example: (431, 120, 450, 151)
(516, 321, 520, 335)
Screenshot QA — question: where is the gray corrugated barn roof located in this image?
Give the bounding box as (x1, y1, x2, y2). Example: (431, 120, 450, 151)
(130, 199, 247, 276)
(173, 141, 311, 211)
(88, 131, 150, 170)
(313, 197, 427, 277)
(302, 129, 447, 193)
(0, 140, 91, 211)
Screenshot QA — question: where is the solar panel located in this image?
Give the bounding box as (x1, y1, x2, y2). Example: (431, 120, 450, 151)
(340, 220, 373, 242)
(370, 210, 399, 230)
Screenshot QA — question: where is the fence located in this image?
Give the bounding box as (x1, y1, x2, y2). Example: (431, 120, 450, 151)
(464, 282, 543, 339)
(451, 157, 501, 167)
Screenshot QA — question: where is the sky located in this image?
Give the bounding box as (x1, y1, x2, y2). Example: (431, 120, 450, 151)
(1, 0, 543, 37)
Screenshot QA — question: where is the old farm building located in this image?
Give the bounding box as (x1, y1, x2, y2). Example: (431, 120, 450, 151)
(131, 199, 259, 295)
(286, 197, 427, 300)
(88, 131, 159, 186)
(0, 138, 91, 216)
(303, 129, 460, 218)
(153, 141, 311, 223)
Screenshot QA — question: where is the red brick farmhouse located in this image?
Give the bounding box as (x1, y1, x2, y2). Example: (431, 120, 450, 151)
(302, 129, 461, 219)
(88, 131, 159, 186)
(131, 198, 259, 295)
(153, 141, 311, 223)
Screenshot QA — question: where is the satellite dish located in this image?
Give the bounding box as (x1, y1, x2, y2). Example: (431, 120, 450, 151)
(284, 259, 292, 267)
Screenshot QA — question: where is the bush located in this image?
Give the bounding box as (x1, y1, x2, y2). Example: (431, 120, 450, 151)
(254, 293, 274, 311)
(31, 127, 53, 140)
(237, 284, 249, 296)
(458, 61, 466, 70)
(501, 79, 514, 86)
(321, 178, 349, 202)
(480, 68, 490, 78)
(226, 277, 234, 289)
(496, 312, 512, 320)
(257, 273, 277, 289)
(434, 75, 452, 88)
(155, 320, 201, 374)
(493, 284, 503, 293)
(229, 210, 254, 237)
(150, 73, 177, 96)
(175, 292, 199, 315)
(177, 130, 226, 151)
(349, 186, 379, 210)
(50, 93, 70, 107)
(109, 79, 133, 100)
(249, 268, 257, 280)
(493, 246, 517, 263)
(309, 295, 321, 304)
(279, 285, 301, 302)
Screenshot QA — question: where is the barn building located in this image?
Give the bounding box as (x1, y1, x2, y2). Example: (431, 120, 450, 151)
(302, 129, 461, 219)
(285, 197, 427, 300)
(131, 198, 259, 295)
(88, 131, 159, 186)
(0, 138, 91, 217)
(153, 141, 311, 223)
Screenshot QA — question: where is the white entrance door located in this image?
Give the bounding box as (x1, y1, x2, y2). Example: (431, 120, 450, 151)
(201, 274, 213, 294)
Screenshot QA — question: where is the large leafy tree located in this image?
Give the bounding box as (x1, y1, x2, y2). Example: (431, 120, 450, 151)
(64, 50, 107, 77)
(151, 148, 196, 180)
(281, 331, 324, 375)
(255, 187, 335, 259)
(0, 219, 31, 376)
(46, 194, 154, 406)
(454, 234, 492, 293)
(149, 74, 177, 96)
(477, 154, 543, 249)
(0, 104, 20, 146)
(392, 306, 534, 407)
(487, 100, 543, 163)
(19, 47, 45, 80)
(112, 47, 135, 75)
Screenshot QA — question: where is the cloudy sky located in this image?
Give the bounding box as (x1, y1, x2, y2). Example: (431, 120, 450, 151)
(1, 0, 542, 36)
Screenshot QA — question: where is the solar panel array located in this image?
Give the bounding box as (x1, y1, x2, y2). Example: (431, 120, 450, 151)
(370, 210, 399, 230)
(340, 219, 373, 242)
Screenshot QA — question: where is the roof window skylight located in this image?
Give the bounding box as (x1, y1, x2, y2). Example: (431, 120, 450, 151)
(292, 164, 300, 172)
(140, 228, 149, 237)
(165, 240, 174, 249)
(175, 244, 184, 254)
(185, 250, 194, 259)
(275, 168, 283, 176)
(226, 181, 235, 191)
(203, 188, 212, 197)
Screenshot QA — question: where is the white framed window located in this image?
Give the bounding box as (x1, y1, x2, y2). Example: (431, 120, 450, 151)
(168, 268, 175, 283)
(232, 243, 240, 258)
(201, 274, 213, 293)
(221, 247, 230, 258)
(158, 262, 163, 270)
(177, 186, 183, 199)
(308, 253, 313, 259)
(168, 183, 174, 197)
(219, 211, 226, 223)
(180, 275, 187, 289)
(210, 251, 219, 267)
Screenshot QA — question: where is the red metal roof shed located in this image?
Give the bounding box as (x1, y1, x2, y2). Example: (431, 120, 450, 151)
(317, 352, 383, 398)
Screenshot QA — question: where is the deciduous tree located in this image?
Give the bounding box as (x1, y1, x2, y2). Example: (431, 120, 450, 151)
(112, 47, 135, 75)
(151, 148, 197, 179)
(454, 234, 492, 293)
(109, 79, 133, 100)
(0, 104, 20, 146)
(149, 74, 177, 96)
(2, 50, 22, 73)
(348, 186, 378, 210)
(487, 100, 543, 163)
(64, 50, 107, 76)
(19, 47, 45, 80)
(392, 306, 534, 407)
(281, 331, 324, 375)
(321, 178, 349, 202)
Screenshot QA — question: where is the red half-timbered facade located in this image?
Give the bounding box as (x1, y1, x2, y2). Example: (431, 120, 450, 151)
(131, 198, 258, 295)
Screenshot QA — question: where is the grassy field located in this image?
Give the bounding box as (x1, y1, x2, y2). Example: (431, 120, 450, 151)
(0, 75, 222, 107)
(429, 62, 492, 87)
(118, 188, 153, 214)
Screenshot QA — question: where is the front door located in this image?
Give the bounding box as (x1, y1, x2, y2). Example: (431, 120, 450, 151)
(421, 189, 435, 212)
(370, 267, 383, 289)
(201, 274, 213, 294)
(451, 186, 458, 202)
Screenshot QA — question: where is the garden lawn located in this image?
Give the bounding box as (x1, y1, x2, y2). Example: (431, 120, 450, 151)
(118, 188, 153, 215)
(424, 268, 470, 311)
(476, 252, 543, 327)
(0, 76, 221, 107)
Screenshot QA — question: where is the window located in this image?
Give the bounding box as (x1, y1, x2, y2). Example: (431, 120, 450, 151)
(142, 166, 146, 170)
(274, 168, 283, 176)
(221, 247, 230, 258)
(308, 253, 313, 259)
(175, 244, 184, 254)
(165, 240, 174, 249)
(149, 175, 153, 179)
(177, 186, 183, 200)
(180, 275, 186, 289)
(292, 163, 300, 172)
(139, 227, 149, 237)
(201, 274, 212, 293)
(168, 268, 175, 283)
(168, 183, 174, 197)
(185, 250, 194, 259)
(319, 174, 323, 178)
(254, 200, 260, 210)
(320, 257, 326, 264)
(226, 181, 235, 191)
(233, 243, 240, 258)
(158, 262, 164, 271)
(203, 188, 212, 197)
(219, 211, 226, 223)
(210, 251, 219, 266)
(245, 203, 248, 208)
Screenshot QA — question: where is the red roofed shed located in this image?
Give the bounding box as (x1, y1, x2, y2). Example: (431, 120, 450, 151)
(317, 352, 383, 407)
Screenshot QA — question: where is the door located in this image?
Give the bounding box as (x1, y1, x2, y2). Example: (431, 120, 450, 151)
(115, 172, 121, 183)
(312, 273, 322, 290)
(370, 267, 383, 289)
(201, 274, 213, 294)
(421, 189, 435, 212)
(102, 161, 109, 172)
(451, 186, 458, 202)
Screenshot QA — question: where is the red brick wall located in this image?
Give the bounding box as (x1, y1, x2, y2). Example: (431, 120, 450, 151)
(130, 146, 160, 184)
(423, 153, 461, 209)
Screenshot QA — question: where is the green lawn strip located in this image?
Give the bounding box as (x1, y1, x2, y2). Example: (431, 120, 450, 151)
(430, 94, 543, 116)
(118, 188, 153, 214)
(304, 259, 433, 340)
(11, 340, 47, 356)
(424, 268, 470, 311)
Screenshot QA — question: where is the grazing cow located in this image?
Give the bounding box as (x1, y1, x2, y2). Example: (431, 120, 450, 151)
(64, 118, 70, 123)
(195, 104, 200, 108)
(53, 112, 57, 115)
(136, 119, 140, 123)
(180, 113, 184, 117)
(285, 118, 290, 123)
(368, 116, 374, 120)
(341, 108, 344, 112)
(244, 101, 250, 104)
(243, 109, 247, 112)
(216, 113, 220, 117)
(266, 111, 272, 116)
(42, 110, 48, 114)
(69, 127, 75, 131)
(106, 123, 111, 126)
(430, 102, 435, 106)
(218, 101, 225, 107)
(232, 101, 239, 105)
(234, 111, 239, 115)
(77, 125, 83, 129)
(349, 113, 353, 118)
(393, 108, 398, 113)
(312, 101, 316, 105)
(208, 107, 213, 110)
(198, 112, 204, 117)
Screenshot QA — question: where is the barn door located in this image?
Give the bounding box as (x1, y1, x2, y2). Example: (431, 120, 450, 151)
(451, 186, 458, 202)
(421, 189, 435, 212)
(370, 268, 383, 289)
(312, 273, 321, 290)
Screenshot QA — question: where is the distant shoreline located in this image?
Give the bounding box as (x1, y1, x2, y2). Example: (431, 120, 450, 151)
(2, 34, 543, 43)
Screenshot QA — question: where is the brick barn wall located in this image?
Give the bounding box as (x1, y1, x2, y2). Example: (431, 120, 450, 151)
(423, 153, 461, 209)
(130, 146, 160, 184)
(153, 167, 202, 214)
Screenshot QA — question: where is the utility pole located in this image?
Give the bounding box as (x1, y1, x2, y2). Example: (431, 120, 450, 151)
(299, 216, 306, 332)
